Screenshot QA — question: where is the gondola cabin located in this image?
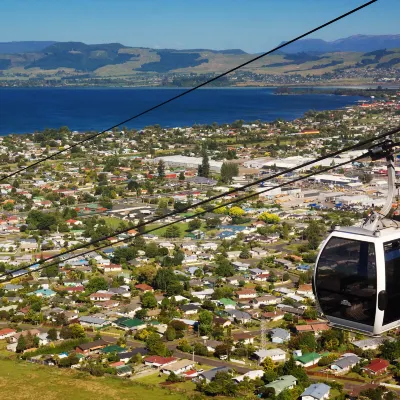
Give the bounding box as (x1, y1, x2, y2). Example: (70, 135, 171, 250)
(314, 226, 400, 335)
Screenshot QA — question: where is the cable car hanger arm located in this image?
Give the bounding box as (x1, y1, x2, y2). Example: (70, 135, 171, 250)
(363, 140, 396, 231)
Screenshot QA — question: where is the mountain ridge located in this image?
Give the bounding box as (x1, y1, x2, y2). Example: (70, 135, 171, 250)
(280, 34, 400, 53)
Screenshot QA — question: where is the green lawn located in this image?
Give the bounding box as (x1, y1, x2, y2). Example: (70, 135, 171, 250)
(103, 216, 124, 230)
(138, 370, 199, 394)
(0, 359, 187, 400)
(145, 222, 190, 237)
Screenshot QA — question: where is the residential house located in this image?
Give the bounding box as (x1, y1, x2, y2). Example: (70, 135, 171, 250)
(264, 375, 297, 395)
(118, 348, 149, 363)
(113, 317, 146, 331)
(362, 359, 390, 376)
(252, 295, 280, 307)
(0, 328, 16, 340)
(180, 304, 200, 316)
(236, 289, 257, 299)
(99, 264, 122, 273)
(331, 354, 361, 375)
(218, 298, 237, 310)
(270, 328, 290, 344)
(295, 352, 322, 368)
(75, 339, 108, 355)
(301, 383, 331, 400)
(233, 370, 264, 383)
(198, 367, 231, 383)
(78, 316, 110, 329)
(89, 291, 113, 302)
(19, 239, 38, 252)
(213, 316, 231, 328)
(225, 309, 252, 324)
(203, 340, 223, 353)
(263, 311, 285, 322)
(161, 359, 196, 375)
(250, 247, 268, 258)
(135, 283, 154, 293)
(352, 337, 393, 351)
(191, 288, 214, 300)
(254, 348, 287, 364)
(232, 332, 255, 345)
(144, 355, 178, 368)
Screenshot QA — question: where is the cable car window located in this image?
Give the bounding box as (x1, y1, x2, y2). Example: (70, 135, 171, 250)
(383, 239, 400, 325)
(316, 237, 376, 326)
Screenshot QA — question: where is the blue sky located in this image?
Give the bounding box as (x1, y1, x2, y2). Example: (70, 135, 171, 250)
(1, 0, 398, 53)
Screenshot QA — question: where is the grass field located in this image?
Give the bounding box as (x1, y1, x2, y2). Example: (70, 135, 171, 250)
(0, 359, 187, 400)
(103, 216, 124, 230)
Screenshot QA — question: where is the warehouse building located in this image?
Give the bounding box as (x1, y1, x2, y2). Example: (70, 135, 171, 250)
(151, 156, 222, 172)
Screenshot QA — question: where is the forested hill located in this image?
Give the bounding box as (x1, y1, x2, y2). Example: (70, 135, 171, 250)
(0, 38, 399, 84)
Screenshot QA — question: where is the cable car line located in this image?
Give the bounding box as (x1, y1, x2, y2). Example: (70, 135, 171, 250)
(1, 125, 399, 281)
(0, 0, 376, 183)
(3, 138, 400, 284)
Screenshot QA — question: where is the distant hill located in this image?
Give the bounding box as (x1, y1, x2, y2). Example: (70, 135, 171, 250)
(280, 34, 400, 53)
(0, 38, 399, 80)
(0, 41, 56, 54)
(26, 42, 134, 71)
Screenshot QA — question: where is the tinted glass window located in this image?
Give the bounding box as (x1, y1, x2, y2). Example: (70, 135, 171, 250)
(316, 237, 376, 326)
(383, 239, 400, 325)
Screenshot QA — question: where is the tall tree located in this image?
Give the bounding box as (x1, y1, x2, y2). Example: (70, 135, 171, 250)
(157, 160, 166, 179)
(198, 151, 210, 178)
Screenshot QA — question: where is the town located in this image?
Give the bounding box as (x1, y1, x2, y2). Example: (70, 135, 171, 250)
(0, 92, 400, 400)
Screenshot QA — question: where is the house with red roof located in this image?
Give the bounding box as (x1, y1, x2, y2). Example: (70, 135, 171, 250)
(135, 283, 154, 293)
(89, 291, 113, 301)
(144, 355, 177, 368)
(0, 328, 16, 340)
(362, 358, 390, 376)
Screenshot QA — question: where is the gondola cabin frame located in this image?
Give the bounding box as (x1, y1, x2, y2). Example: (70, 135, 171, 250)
(314, 226, 400, 336)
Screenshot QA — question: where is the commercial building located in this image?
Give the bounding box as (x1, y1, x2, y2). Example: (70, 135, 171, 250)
(151, 156, 222, 172)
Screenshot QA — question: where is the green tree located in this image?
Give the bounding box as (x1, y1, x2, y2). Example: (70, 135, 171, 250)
(164, 225, 181, 238)
(220, 162, 239, 184)
(229, 206, 245, 217)
(146, 332, 169, 356)
(157, 159, 166, 179)
(16, 335, 27, 353)
(188, 219, 202, 231)
(165, 326, 176, 341)
(47, 328, 58, 341)
(198, 310, 213, 336)
(69, 323, 86, 339)
(215, 257, 234, 277)
(141, 292, 157, 309)
(198, 151, 210, 178)
(258, 212, 280, 224)
(86, 277, 108, 293)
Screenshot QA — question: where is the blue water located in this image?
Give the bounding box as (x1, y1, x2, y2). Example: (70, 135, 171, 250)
(0, 87, 363, 135)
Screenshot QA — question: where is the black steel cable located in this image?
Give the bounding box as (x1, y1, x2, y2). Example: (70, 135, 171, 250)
(0, 0, 376, 183)
(3, 141, 400, 283)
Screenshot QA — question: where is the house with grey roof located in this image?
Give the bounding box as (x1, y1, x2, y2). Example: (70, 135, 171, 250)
(79, 316, 110, 328)
(254, 348, 287, 364)
(331, 354, 361, 374)
(198, 366, 231, 383)
(4, 284, 23, 292)
(225, 309, 252, 324)
(301, 383, 330, 400)
(270, 328, 291, 343)
(352, 337, 394, 351)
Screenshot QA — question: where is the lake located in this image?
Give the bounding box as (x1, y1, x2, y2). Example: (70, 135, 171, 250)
(0, 87, 363, 134)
